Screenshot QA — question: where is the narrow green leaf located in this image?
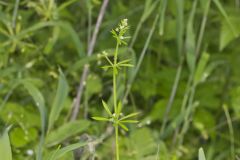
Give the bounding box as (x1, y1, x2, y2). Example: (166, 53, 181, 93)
(142, 0, 159, 22)
(92, 116, 109, 121)
(46, 120, 90, 146)
(118, 64, 134, 67)
(159, 0, 168, 35)
(48, 69, 69, 131)
(120, 112, 140, 121)
(57, 0, 79, 11)
(175, 0, 184, 57)
(186, 0, 197, 73)
(194, 52, 210, 84)
(120, 120, 138, 123)
(102, 100, 112, 116)
(103, 54, 114, 66)
(214, 0, 238, 37)
(101, 65, 112, 69)
(118, 59, 131, 64)
(118, 122, 129, 131)
(117, 101, 122, 117)
(0, 129, 12, 160)
(47, 142, 89, 160)
(198, 148, 206, 160)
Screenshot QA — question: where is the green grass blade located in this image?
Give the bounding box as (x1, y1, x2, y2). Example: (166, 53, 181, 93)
(141, 0, 159, 22)
(159, 0, 168, 36)
(198, 148, 206, 160)
(0, 129, 12, 160)
(186, 0, 197, 73)
(48, 69, 69, 131)
(175, 0, 184, 57)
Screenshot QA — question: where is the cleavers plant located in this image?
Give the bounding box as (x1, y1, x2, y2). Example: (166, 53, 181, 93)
(92, 19, 139, 160)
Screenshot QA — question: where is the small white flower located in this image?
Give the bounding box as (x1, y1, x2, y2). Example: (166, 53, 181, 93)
(26, 149, 34, 156)
(122, 19, 128, 26)
(102, 51, 108, 56)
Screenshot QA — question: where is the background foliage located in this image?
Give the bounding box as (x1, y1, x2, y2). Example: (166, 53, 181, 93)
(0, 0, 240, 160)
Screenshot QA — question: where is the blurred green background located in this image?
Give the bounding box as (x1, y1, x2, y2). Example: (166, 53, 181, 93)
(0, 0, 240, 159)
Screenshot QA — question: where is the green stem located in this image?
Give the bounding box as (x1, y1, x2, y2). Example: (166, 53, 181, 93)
(115, 125, 119, 160)
(113, 43, 119, 113)
(113, 42, 119, 160)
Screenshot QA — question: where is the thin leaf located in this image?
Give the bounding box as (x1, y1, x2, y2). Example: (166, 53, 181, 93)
(92, 116, 109, 121)
(176, 0, 184, 57)
(118, 64, 134, 67)
(48, 69, 69, 131)
(194, 52, 210, 84)
(103, 54, 114, 66)
(102, 100, 112, 116)
(101, 65, 112, 69)
(159, 0, 168, 35)
(198, 148, 206, 160)
(120, 112, 140, 121)
(0, 129, 12, 160)
(120, 120, 138, 123)
(46, 120, 90, 146)
(186, 0, 197, 73)
(118, 122, 129, 131)
(117, 101, 122, 117)
(47, 142, 89, 160)
(142, 0, 159, 22)
(118, 59, 132, 64)
(58, 0, 79, 11)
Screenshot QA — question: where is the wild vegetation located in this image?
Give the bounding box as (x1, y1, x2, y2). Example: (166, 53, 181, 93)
(0, 0, 240, 160)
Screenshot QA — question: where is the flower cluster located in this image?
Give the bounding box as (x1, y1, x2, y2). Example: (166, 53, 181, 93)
(111, 19, 130, 45)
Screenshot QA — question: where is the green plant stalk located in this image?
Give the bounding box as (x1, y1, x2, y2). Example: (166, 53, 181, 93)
(115, 125, 119, 160)
(223, 105, 235, 160)
(113, 43, 119, 112)
(113, 42, 119, 160)
(93, 19, 138, 160)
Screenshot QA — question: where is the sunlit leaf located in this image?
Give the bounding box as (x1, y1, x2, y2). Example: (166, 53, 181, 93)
(92, 116, 109, 121)
(102, 100, 112, 116)
(0, 129, 12, 160)
(198, 148, 206, 160)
